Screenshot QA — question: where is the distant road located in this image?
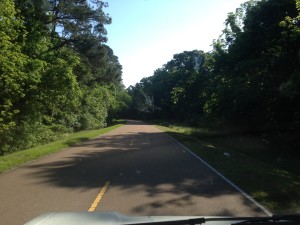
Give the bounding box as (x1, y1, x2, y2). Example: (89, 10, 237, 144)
(0, 120, 268, 225)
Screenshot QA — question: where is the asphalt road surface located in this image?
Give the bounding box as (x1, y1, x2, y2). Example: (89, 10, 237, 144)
(0, 120, 269, 225)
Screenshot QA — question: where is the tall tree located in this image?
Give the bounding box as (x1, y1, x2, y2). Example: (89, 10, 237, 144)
(0, 0, 126, 155)
(0, 0, 43, 152)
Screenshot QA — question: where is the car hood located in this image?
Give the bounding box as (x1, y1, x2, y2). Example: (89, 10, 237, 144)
(24, 212, 236, 225)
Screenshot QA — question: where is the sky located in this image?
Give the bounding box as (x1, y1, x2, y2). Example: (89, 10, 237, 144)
(103, 0, 247, 87)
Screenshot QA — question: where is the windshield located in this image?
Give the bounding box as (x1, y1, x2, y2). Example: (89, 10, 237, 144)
(0, 1, 299, 225)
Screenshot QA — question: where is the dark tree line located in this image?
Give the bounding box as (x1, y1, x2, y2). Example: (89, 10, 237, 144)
(0, 0, 130, 155)
(128, 0, 300, 133)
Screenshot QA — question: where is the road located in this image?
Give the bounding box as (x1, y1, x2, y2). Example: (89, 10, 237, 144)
(0, 121, 269, 225)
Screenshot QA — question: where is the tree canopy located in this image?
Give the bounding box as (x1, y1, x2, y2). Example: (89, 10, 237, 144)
(0, 0, 129, 155)
(128, 0, 300, 133)
(2, 0, 300, 155)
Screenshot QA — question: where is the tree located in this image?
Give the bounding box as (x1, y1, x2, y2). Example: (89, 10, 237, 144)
(128, 50, 209, 122)
(128, 0, 300, 131)
(0, 0, 127, 155)
(108, 84, 132, 121)
(0, 0, 42, 153)
(206, 0, 299, 128)
(44, 0, 111, 58)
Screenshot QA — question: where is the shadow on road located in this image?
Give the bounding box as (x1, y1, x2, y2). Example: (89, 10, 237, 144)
(24, 121, 265, 216)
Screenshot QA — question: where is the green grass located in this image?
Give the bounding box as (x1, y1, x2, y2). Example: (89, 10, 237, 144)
(156, 123, 300, 214)
(0, 122, 125, 173)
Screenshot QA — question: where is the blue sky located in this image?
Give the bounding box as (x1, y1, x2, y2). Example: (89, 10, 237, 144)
(103, 0, 246, 87)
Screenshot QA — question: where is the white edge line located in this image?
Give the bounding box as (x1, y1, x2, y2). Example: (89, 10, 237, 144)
(165, 133, 272, 216)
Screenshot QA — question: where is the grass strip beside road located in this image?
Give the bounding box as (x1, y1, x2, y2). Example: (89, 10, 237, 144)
(156, 124, 300, 214)
(0, 123, 124, 173)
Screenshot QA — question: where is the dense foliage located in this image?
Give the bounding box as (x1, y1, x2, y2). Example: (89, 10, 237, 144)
(128, 0, 300, 133)
(0, 0, 129, 155)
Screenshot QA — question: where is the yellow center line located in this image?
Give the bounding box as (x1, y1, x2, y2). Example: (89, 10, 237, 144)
(88, 181, 110, 212)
